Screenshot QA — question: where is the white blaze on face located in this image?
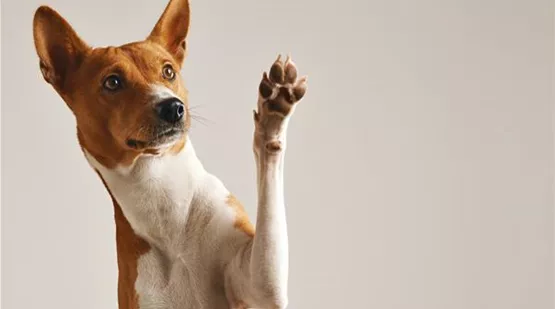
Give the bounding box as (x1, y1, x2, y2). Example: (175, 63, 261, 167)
(151, 84, 181, 104)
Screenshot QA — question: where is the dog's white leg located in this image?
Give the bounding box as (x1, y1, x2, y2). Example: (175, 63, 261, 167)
(224, 56, 306, 309)
(228, 55, 306, 309)
(251, 55, 307, 308)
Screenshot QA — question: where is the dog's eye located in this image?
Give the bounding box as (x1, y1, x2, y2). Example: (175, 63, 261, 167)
(103, 75, 122, 91)
(162, 65, 176, 81)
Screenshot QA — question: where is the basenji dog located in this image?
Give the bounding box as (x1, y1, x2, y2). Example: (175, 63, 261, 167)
(32, 0, 307, 308)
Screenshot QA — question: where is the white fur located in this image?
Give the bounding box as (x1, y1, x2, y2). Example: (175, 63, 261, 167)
(151, 84, 180, 102)
(83, 82, 292, 308)
(86, 139, 248, 308)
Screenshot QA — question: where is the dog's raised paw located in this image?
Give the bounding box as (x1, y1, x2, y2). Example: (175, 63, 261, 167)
(256, 55, 307, 118)
(253, 55, 307, 155)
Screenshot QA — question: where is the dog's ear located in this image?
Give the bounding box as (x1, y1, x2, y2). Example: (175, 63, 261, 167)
(148, 0, 190, 65)
(33, 6, 90, 91)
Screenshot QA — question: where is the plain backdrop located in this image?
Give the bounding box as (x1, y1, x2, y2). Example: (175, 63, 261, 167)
(1, 0, 554, 308)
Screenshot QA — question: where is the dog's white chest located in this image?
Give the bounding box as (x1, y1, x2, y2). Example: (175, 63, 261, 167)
(85, 141, 243, 308)
(92, 148, 195, 242)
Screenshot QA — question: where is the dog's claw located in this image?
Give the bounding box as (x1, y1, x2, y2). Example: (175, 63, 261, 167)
(253, 110, 259, 122)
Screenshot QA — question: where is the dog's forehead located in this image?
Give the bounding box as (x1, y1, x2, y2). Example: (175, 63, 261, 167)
(119, 41, 174, 64)
(83, 42, 174, 76)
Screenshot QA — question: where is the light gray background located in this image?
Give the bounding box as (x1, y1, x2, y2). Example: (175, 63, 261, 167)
(2, 0, 554, 308)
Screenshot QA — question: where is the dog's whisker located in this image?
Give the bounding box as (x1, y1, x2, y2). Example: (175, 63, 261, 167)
(189, 103, 208, 110)
(191, 115, 213, 125)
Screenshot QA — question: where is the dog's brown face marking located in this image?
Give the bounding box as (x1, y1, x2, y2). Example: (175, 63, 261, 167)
(33, 1, 191, 308)
(33, 0, 191, 168)
(72, 42, 191, 168)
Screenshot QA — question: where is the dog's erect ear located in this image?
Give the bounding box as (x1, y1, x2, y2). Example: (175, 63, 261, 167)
(148, 0, 190, 65)
(33, 6, 90, 91)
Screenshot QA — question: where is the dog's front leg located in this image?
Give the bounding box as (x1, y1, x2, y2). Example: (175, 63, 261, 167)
(250, 55, 306, 308)
(226, 56, 306, 309)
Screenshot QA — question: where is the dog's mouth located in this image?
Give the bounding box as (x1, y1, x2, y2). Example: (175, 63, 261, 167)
(126, 126, 184, 150)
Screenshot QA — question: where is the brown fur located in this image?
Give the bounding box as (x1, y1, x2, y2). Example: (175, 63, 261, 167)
(226, 194, 255, 237)
(68, 41, 190, 168)
(113, 201, 151, 309)
(33, 4, 191, 169)
(33, 0, 192, 307)
(168, 135, 187, 154)
(96, 172, 151, 309)
(148, 0, 190, 64)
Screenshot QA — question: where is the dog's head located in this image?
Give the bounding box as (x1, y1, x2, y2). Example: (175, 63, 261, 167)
(33, 0, 191, 168)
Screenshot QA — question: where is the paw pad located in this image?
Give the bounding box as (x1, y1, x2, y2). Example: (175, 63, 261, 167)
(259, 72, 274, 99)
(257, 54, 307, 117)
(269, 55, 285, 84)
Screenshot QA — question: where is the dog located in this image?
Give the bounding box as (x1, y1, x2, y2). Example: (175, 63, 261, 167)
(32, 0, 307, 308)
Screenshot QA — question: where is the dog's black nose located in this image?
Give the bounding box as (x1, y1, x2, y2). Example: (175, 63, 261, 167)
(156, 99, 185, 123)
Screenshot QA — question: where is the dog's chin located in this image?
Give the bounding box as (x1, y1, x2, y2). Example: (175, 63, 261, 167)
(126, 128, 184, 152)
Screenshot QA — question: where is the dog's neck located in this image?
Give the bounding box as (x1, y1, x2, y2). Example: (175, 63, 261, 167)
(94, 136, 204, 183)
(84, 137, 225, 253)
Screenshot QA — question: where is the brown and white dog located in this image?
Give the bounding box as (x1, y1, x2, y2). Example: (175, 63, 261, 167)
(32, 0, 307, 308)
